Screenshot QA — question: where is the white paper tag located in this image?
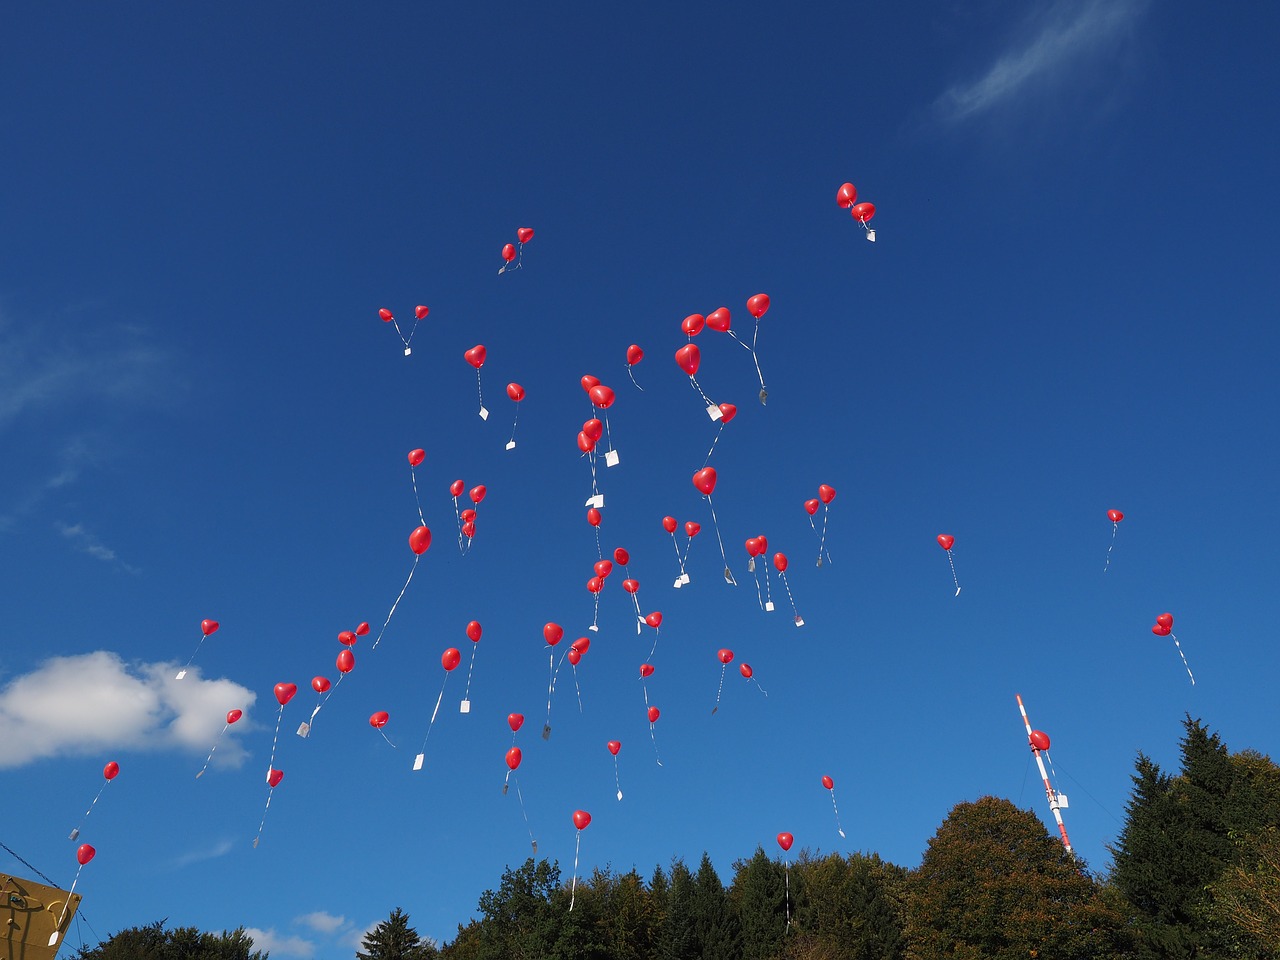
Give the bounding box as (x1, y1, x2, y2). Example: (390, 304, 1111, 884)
(794, 617, 805, 627)
(413, 753, 424, 771)
(617, 789, 623, 801)
(585, 493, 605, 508)
(175, 669, 187, 680)
(68, 828, 79, 841)
(681, 572, 691, 584)
(673, 577, 684, 588)
(605, 449, 620, 467)
(866, 229, 876, 243)
(706, 404, 722, 421)
(460, 699, 471, 714)
(479, 405, 489, 420)
(765, 601, 775, 612)
(542, 724, 552, 740)
(506, 440, 516, 450)
(588, 624, 599, 632)
(296, 722, 310, 738)
(747, 558, 755, 572)
(404, 346, 412, 356)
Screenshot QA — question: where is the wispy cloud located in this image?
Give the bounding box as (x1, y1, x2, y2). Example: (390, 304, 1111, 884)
(0, 652, 256, 769)
(936, 0, 1147, 123)
(243, 928, 317, 959)
(56, 521, 138, 572)
(295, 912, 348, 935)
(169, 838, 235, 870)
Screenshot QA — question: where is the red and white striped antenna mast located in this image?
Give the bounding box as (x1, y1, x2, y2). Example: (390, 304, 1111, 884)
(1016, 693, 1073, 855)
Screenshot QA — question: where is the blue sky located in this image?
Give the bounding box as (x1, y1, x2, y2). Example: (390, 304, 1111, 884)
(3, 1, 1279, 956)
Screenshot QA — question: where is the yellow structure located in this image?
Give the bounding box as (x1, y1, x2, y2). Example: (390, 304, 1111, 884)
(2, 871, 80, 960)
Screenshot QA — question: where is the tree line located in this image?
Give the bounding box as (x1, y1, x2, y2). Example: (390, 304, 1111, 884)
(74, 716, 1280, 959)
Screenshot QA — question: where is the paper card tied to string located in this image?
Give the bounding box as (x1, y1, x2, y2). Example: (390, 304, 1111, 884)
(479, 405, 489, 420)
(460, 699, 471, 713)
(605, 449, 620, 467)
(706, 404, 723, 421)
(506, 440, 516, 450)
(585, 493, 605, 509)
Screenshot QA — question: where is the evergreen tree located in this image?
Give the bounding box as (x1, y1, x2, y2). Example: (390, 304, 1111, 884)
(1208, 825, 1280, 958)
(659, 859, 698, 960)
(692, 852, 740, 960)
(356, 907, 437, 960)
(731, 847, 788, 960)
(470, 858, 562, 960)
(74, 920, 266, 959)
(787, 852, 906, 960)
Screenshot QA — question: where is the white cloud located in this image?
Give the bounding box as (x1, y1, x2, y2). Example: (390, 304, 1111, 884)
(0, 652, 256, 769)
(169, 838, 235, 870)
(243, 928, 316, 959)
(56, 521, 137, 571)
(295, 911, 347, 935)
(936, 0, 1147, 122)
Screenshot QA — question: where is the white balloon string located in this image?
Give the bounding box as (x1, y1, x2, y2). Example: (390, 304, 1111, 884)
(594, 525, 602, 561)
(725, 329, 754, 354)
(688, 375, 715, 409)
(818, 507, 833, 566)
(669, 533, 686, 580)
(712, 663, 726, 714)
(784, 860, 791, 930)
(179, 633, 208, 675)
(508, 405, 519, 448)
(253, 785, 275, 848)
(453, 495, 463, 551)
(781, 571, 802, 623)
(372, 555, 420, 651)
(475, 368, 484, 416)
(646, 626, 661, 662)
(410, 466, 426, 526)
(749, 322, 766, 394)
(613, 756, 623, 800)
(706, 495, 736, 585)
(588, 448, 599, 498)
(764, 566, 773, 608)
(603, 411, 614, 461)
(71, 780, 110, 837)
(311, 671, 348, 731)
(751, 566, 765, 610)
(946, 551, 961, 596)
(626, 363, 645, 391)
(704, 424, 725, 467)
(641, 677, 650, 709)
(749, 675, 769, 698)
(266, 704, 284, 778)
(830, 789, 846, 838)
(416, 672, 450, 758)
(572, 662, 584, 713)
(649, 719, 663, 766)
(681, 534, 695, 571)
(378, 728, 397, 748)
(1171, 633, 1196, 685)
(513, 776, 537, 852)
(391, 317, 410, 351)
(1104, 523, 1118, 573)
(50, 863, 86, 941)
(570, 831, 582, 911)
(462, 645, 479, 703)
(195, 723, 230, 778)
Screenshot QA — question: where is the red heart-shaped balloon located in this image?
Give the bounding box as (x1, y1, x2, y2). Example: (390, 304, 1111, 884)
(645, 611, 662, 628)
(717, 648, 734, 664)
(647, 706, 660, 723)
(681, 313, 706, 337)
(414, 305, 429, 320)
(201, 619, 220, 636)
(639, 663, 654, 678)
(936, 534, 955, 551)
(675, 344, 701, 377)
(581, 374, 601, 393)
(378, 308, 394, 322)
(777, 832, 793, 851)
(718, 403, 737, 423)
(1156, 612, 1174, 629)
(409, 525, 432, 555)
(501, 243, 516, 262)
(804, 499, 820, 516)
(818, 484, 836, 504)
(506, 382, 525, 402)
(747, 293, 771, 319)
(836, 182, 857, 208)
(516, 227, 534, 244)
(607, 740, 621, 756)
(573, 809, 592, 830)
(627, 344, 644, 365)
(408, 448, 425, 467)
(706, 307, 731, 332)
(544, 622, 564, 646)
(464, 345, 487, 369)
(441, 648, 461, 671)
(692, 467, 717, 496)
(274, 683, 297, 706)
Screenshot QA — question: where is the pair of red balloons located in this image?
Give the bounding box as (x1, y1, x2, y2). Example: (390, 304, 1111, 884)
(1151, 612, 1174, 637)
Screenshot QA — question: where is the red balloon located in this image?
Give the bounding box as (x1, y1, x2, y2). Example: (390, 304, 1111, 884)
(227, 709, 243, 724)
(1030, 730, 1051, 751)
(506, 383, 525, 402)
(572, 636, 591, 653)
(647, 706, 660, 723)
(103, 761, 119, 781)
(274, 683, 297, 706)
(583, 418, 604, 441)
(936, 534, 955, 551)
(567, 647, 582, 666)
(822, 774, 834, 790)
(645, 611, 662, 628)
(577, 431, 596, 453)
(201, 619, 220, 637)
(718, 403, 737, 423)
(851, 201, 876, 223)
(267, 768, 284, 788)
(1157, 612, 1174, 629)
(1108, 509, 1124, 523)
(757, 535, 768, 553)
(337, 649, 355, 673)
(777, 832, 794, 852)
(508, 713, 525, 732)
(587, 576, 603, 594)
(594, 559, 613, 579)
(662, 515, 678, 533)
(506, 746, 523, 770)
(408, 448, 425, 467)
(544, 622, 564, 646)
(773, 552, 788, 572)
(739, 663, 753, 678)
(587, 507, 602, 527)
(588, 384, 616, 409)
(684, 521, 701, 538)
(378, 307, 394, 322)
(338, 630, 356, 646)
(410, 525, 432, 554)
(747, 293, 770, 319)
(469, 485, 487, 504)
(639, 663, 654, 678)
(804, 499, 820, 516)
(836, 182, 858, 208)
(76, 844, 96, 866)
(674, 344, 701, 376)
(682, 313, 706, 336)
(613, 547, 630, 565)
(517, 227, 534, 244)
(622, 578, 639, 594)
(573, 809, 592, 830)
(818, 484, 836, 504)
(450, 479, 465, 497)
(692, 466, 717, 496)
(706, 307, 731, 332)
(462, 524, 476, 543)
(356, 622, 370, 636)
(502, 243, 516, 262)
(311, 676, 330, 693)
(461, 508, 477, 522)
(627, 344, 644, 365)
(369, 711, 389, 729)
(744, 537, 760, 556)
(466, 620, 482, 642)
(415, 305, 429, 320)
(1152, 622, 1172, 637)
(441, 648, 462, 671)
(717, 648, 734, 664)
(464, 345, 487, 369)
(607, 740, 621, 756)
(581, 375, 601, 393)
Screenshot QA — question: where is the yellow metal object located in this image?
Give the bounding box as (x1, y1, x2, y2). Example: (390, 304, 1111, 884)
(2, 872, 80, 959)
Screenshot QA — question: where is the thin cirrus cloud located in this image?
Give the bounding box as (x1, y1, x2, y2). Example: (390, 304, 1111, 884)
(243, 928, 316, 959)
(0, 651, 256, 769)
(56, 521, 137, 571)
(935, 0, 1148, 123)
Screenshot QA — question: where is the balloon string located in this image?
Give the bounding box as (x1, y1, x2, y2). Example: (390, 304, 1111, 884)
(509, 406, 520, 447)
(70, 779, 110, 837)
(462, 504, 477, 555)
(613, 756, 623, 800)
(475, 368, 484, 416)
(669, 533, 686, 579)
(603, 411, 614, 460)
(372, 555, 420, 651)
(570, 831, 582, 911)
(830, 789, 846, 838)
(780, 571, 802, 623)
(453, 496, 463, 550)
(391, 317, 410, 351)
(513, 775, 537, 852)
(703, 424, 725, 467)
(765, 566, 773, 607)
(588, 448, 599, 498)
(179, 633, 208, 675)
(195, 723, 230, 779)
(311, 671, 349, 732)
(253, 785, 275, 848)
(572, 662, 584, 713)
(713, 663, 726, 713)
(706, 495, 736, 585)
(749, 675, 769, 698)
(591, 594, 600, 631)
(51, 863, 87, 941)
(379, 729, 397, 748)
(784, 860, 791, 930)
(725, 330, 754, 354)
(410, 466, 426, 526)
(266, 704, 284, 781)
(751, 567, 765, 610)
(462, 645, 479, 702)
(681, 534, 695, 571)
(417, 672, 450, 757)
(646, 626, 661, 662)
(626, 364, 645, 391)
(946, 552, 961, 597)
(818, 507, 833, 566)
(649, 720, 662, 766)
(594, 525, 602, 561)
(1104, 523, 1118, 573)
(688, 375, 715, 410)
(750, 321, 767, 393)
(1171, 633, 1196, 685)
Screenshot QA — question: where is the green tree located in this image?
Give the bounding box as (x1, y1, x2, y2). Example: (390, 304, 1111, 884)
(468, 858, 562, 960)
(730, 847, 788, 960)
(904, 796, 1133, 960)
(658, 859, 697, 960)
(74, 920, 266, 959)
(692, 852, 739, 960)
(1208, 826, 1280, 958)
(786, 852, 906, 960)
(357, 907, 437, 959)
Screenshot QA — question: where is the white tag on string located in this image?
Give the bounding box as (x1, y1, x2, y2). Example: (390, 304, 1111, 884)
(706, 404, 722, 421)
(747, 558, 755, 572)
(636, 618, 643, 634)
(794, 617, 805, 627)
(765, 601, 775, 612)
(673, 577, 684, 588)
(605, 449, 620, 467)
(296, 722, 310, 738)
(955, 587, 962, 597)
(681, 572, 691, 584)
(404, 347, 412, 356)
(617, 789, 623, 801)
(478, 406, 489, 420)
(413, 753, 424, 771)
(506, 440, 516, 450)
(460, 699, 471, 714)
(68, 828, 79, 841)
(175, 670, 187, 680)
(588, 624, 599, 632)
(542, 724, 552, 740)
(585, 493, 605, 509)
(866, 229, 876, 243)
